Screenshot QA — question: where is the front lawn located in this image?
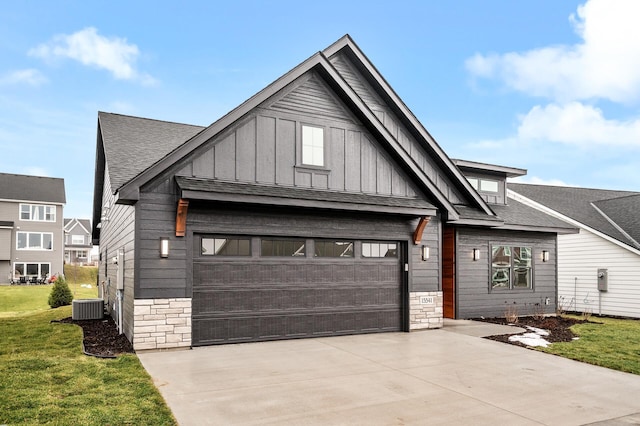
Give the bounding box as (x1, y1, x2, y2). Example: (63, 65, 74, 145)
(0, 284, 97, 318)
(0, 288, 176, 425)
(542, 316, 640, 375)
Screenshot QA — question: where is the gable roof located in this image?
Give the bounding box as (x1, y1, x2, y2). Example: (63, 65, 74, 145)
(64, 218, 91, 234)
(94, 35, 497, 227)
(509, 183, 640, 249)
(99, 112, 205, 191)
(0, 172, 65, 204)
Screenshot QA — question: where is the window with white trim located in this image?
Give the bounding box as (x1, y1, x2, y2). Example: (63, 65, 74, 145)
(71, 235, 85, 245)
(17, 232, 53, 250)
(20, 204, 56, 222)
(14, 262, 50, 279)
(301, 125, 324, 167)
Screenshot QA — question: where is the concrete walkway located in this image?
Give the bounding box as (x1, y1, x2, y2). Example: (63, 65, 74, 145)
(139, 321, 640, 425)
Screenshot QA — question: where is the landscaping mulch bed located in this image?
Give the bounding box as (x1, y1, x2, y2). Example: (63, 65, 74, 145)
(59, 316, 134, 357)
(479, 316, 590, 347)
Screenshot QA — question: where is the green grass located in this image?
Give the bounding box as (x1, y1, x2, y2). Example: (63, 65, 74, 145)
(63, 265, 98, 286)
(542, 316, 640, 375)
(0, 285, 97, 318)
(0, 289, 176, 425)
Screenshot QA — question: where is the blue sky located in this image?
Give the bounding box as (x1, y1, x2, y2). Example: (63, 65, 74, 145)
(2, 0, 639, 219)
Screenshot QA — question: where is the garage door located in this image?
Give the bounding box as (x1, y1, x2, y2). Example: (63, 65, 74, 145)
(192, 236, 404, 346)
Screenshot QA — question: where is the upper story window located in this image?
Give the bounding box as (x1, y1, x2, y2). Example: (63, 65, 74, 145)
(20, 204, 56, 222)
(301, 125, 324, 167)
(17, 232, 53, 250)
(71, 235, 86, 245)
(467, 178, 499, 193)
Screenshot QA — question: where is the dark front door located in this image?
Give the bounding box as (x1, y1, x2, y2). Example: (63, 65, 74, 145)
(442, 226, 456, 318)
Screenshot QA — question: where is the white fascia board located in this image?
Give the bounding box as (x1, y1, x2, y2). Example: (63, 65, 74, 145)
(0, 198, 64, 206)
(508, 189, 640, 257)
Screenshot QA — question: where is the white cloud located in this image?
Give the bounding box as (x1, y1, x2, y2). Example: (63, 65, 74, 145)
(517, 102, 640, 147)
(29, 27, 156, 84)
(0, 69, 47, 86)
(509, 176, 573, 187)
(466, 0, 640, 103)
(24, 166, 50, 177)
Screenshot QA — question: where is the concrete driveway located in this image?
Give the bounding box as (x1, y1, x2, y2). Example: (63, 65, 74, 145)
(139, 321, 640, 425)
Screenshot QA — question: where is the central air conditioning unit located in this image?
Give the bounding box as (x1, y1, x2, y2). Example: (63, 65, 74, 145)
(72, 299, 105, 320)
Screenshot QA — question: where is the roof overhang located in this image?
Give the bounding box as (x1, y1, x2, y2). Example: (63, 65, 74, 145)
(176, 177, 437, 217)
(492, 224, 579, 234)
(452, 159, 527, 178)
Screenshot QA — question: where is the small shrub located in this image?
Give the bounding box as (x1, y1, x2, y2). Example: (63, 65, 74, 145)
(581, 308, 593, 321)
(48, 275, 73, 308)
(504, 301, 519, 324)
(532, 302, 545, 321)
(557, 296, 572, 317)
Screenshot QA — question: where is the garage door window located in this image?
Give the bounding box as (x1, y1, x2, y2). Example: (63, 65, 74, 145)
(314, 240, 354, 257)
(201, 237, 251, 256)
(261, 239, 306, 257)
(362, 242, 397, 258)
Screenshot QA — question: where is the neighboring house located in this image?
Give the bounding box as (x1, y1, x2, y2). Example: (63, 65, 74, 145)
(64, 218, 93, 265)
(92, 35, 575, 350)
(0, 173, 65, 283)
(509, 183, 640, 318)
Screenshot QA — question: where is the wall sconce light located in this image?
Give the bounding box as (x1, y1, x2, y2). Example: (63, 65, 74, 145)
(160, 237, 169, 258)
(473, 248, 480, 261)
(421, 245, 430, 261)
(542, 250, 549, 262)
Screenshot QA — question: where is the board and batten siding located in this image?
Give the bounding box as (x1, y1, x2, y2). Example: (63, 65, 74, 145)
(558, 229, 640, 318)
(98, 166, 136, 342)
(455, 228, 557, 319)
(329, 52, 465, 205)
(172, 70, 428, 203)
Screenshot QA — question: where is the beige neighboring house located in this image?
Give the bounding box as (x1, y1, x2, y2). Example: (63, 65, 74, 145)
(64, 218, 93, 265)
(0, 173, 66, 283)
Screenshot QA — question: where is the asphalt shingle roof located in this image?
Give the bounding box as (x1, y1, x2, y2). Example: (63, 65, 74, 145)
(99, 112, 205, 191)
(0, 172, 66, 204)
(509, 183, 640, 248)
(492, 198, 577, 231)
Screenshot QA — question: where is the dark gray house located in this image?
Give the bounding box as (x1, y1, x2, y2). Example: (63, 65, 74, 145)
(92, 35, 574, 350)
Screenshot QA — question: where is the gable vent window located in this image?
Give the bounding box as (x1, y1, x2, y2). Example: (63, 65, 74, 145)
(302, 125, 324, 167)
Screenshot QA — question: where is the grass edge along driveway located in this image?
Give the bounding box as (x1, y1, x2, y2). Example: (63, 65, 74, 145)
(0, 301, 176, 425)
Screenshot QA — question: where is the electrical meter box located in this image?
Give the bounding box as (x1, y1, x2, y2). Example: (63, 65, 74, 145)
(597, 268, 608, 292)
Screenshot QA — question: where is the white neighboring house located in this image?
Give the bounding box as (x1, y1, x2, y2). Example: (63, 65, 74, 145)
(509, 184, 640, 318)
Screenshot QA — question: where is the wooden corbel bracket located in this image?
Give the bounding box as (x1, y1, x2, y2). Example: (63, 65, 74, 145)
(175, 198, 189, 237)
(413, 216, 430, 245)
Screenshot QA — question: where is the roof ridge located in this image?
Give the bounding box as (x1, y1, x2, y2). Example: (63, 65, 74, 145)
(0, 172, 63, 181)
(510, 182, 639, 195)
(98, 111, 205, 129)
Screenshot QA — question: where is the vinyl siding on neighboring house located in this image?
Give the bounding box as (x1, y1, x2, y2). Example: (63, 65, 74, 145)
(558, 229, 640, 318)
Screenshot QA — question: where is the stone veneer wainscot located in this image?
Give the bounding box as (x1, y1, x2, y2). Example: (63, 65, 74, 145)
(409, 291, 443, 330)
(133, 298, 192, 350)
